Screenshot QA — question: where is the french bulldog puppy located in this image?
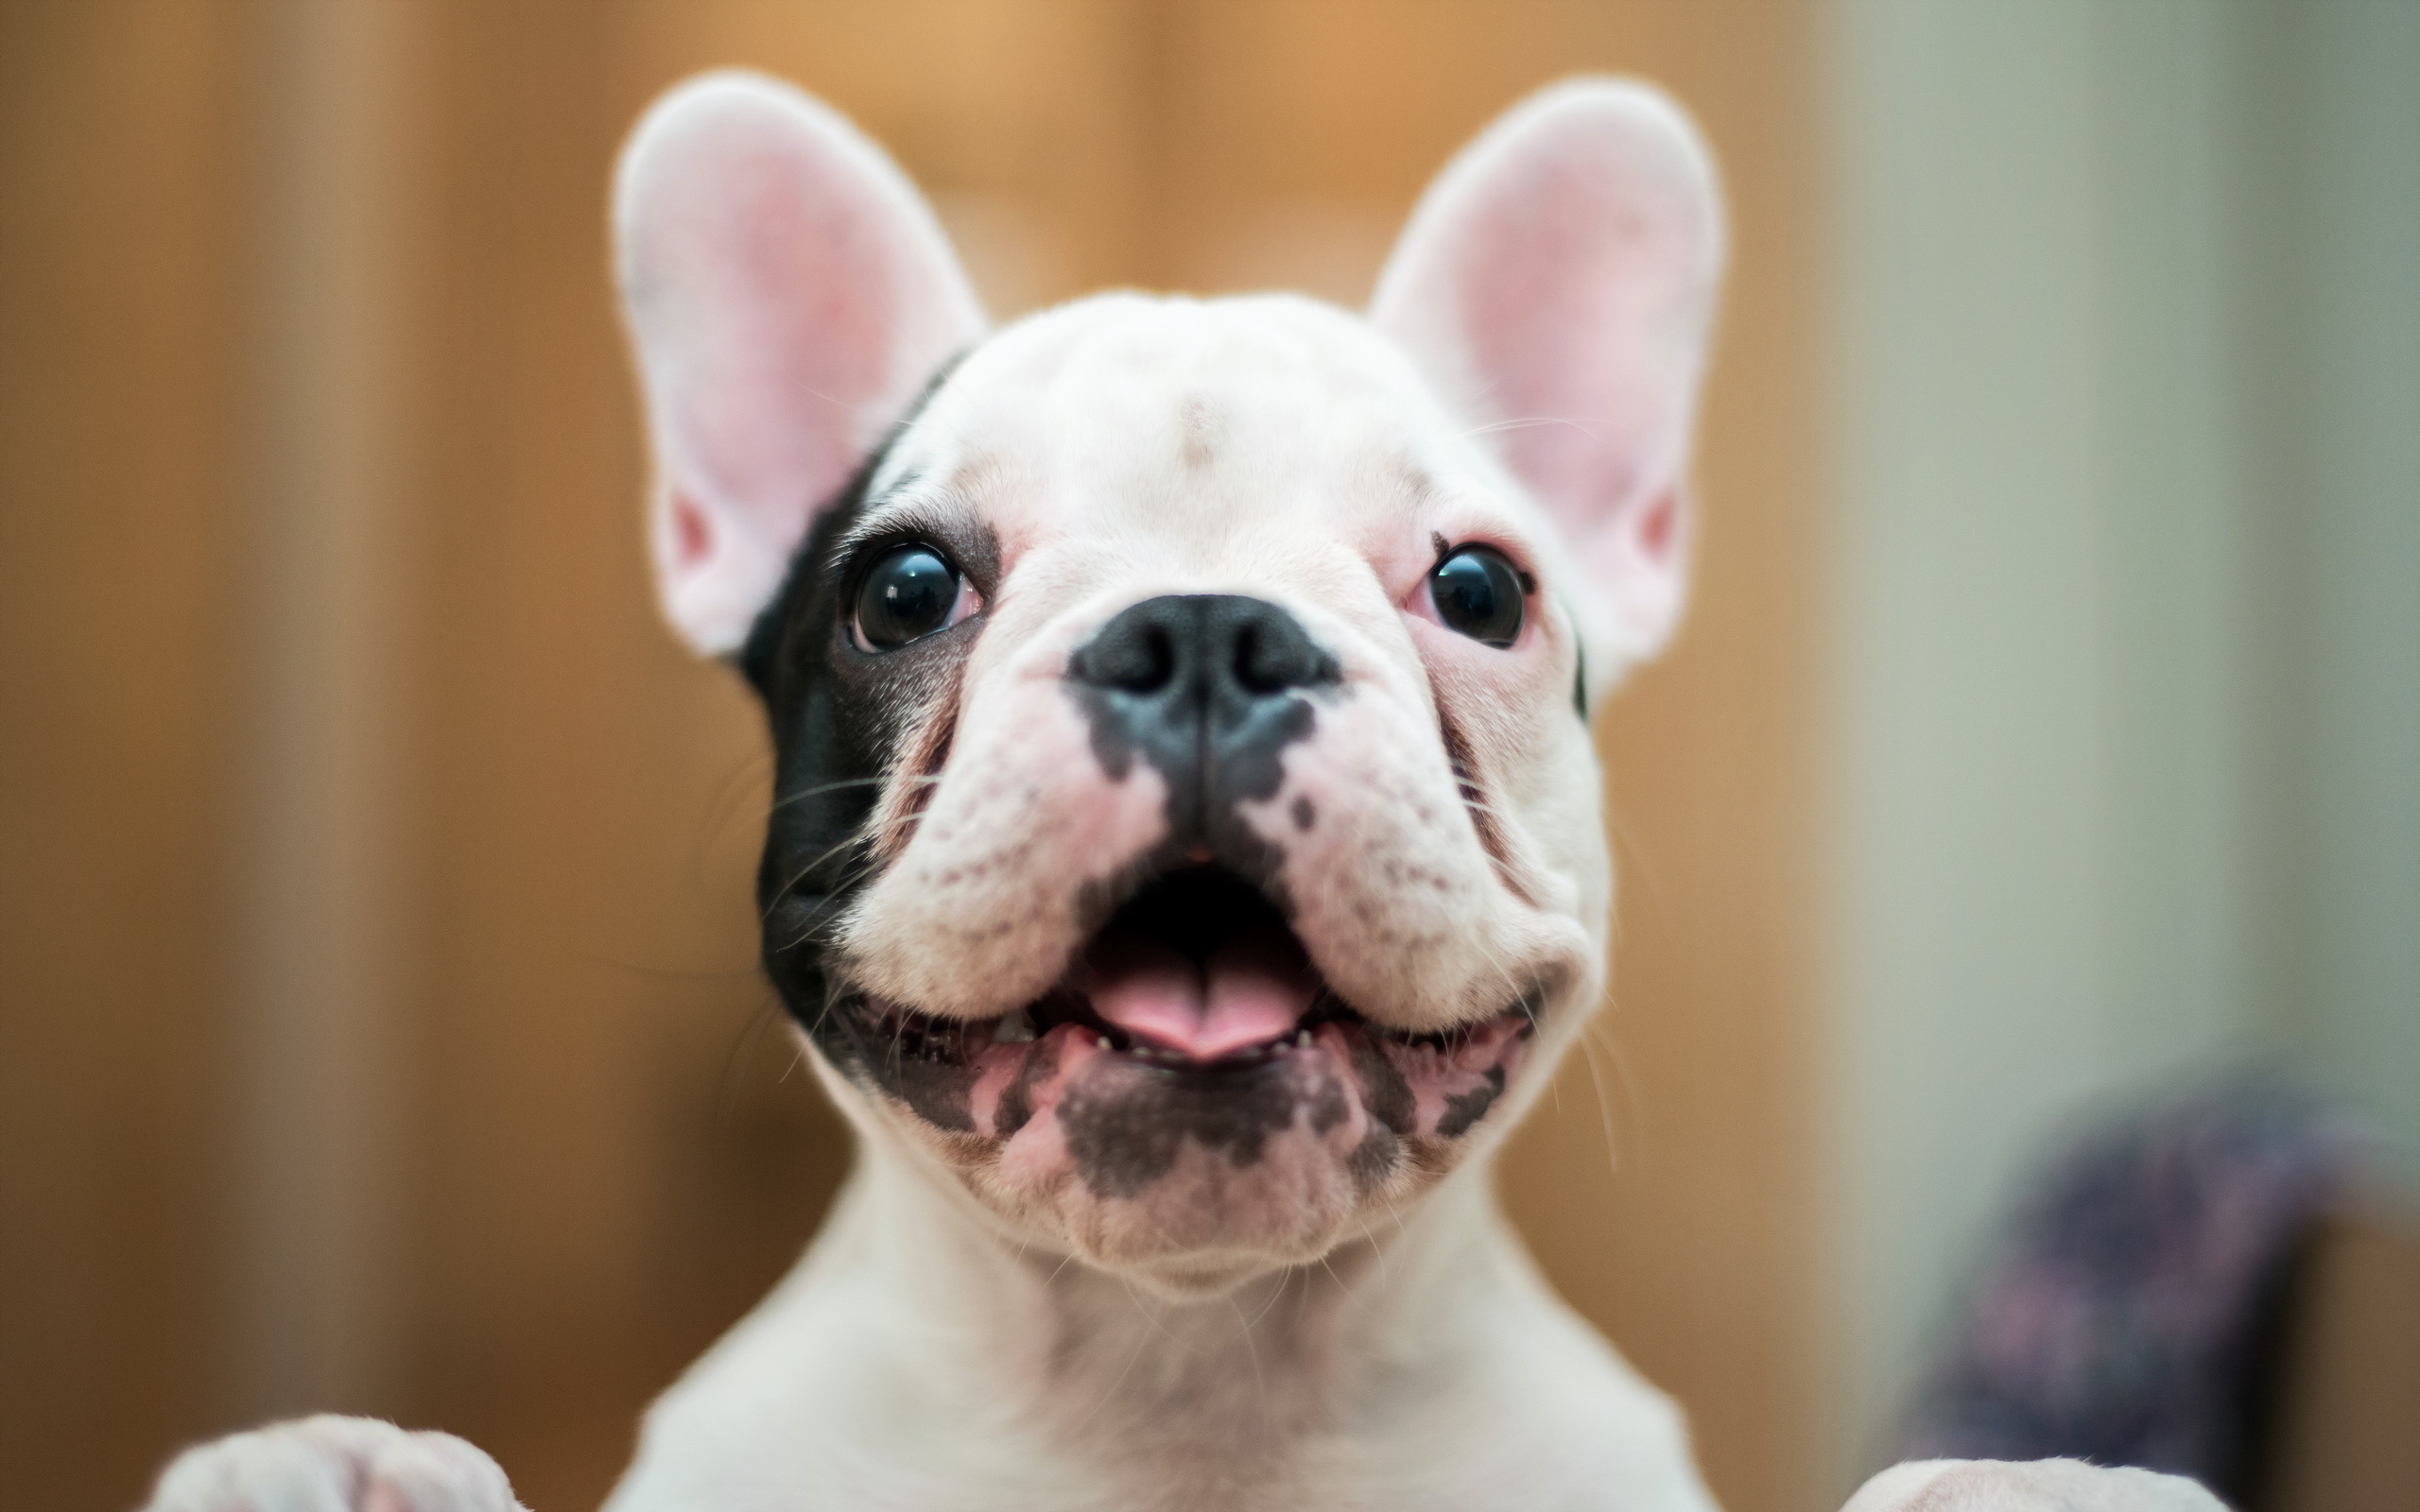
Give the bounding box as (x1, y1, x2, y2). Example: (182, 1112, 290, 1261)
(145, 73, 2221, 1512)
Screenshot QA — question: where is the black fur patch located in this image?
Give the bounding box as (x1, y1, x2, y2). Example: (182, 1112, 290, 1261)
(742, 363, 994, 1110)
(888, 1047, 977, 1132)
(1347, 1124, 1403, 1192)
(1350, 1037, 1417, 1138)
(1058, 1059, 1351, 1200)
(1433, 1063, 1509, 1140)
(796, 988, 983, 1130)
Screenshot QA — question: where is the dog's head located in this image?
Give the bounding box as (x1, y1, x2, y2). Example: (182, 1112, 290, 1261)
(614, 74, 1721, 1296)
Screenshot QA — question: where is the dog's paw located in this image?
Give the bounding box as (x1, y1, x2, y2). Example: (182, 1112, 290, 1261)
(144, 1415, 522, 1512)
(1841, 1458, 2225, 1511)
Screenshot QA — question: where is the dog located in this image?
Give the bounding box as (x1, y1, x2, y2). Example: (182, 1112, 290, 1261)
(145, 73, 2223, 1512)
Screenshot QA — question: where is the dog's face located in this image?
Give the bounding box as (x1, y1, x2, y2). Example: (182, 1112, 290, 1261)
(614, 75, 1721, 1294)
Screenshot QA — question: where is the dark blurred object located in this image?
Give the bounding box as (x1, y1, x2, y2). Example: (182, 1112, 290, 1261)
(1898, 1080, 2393, 1507)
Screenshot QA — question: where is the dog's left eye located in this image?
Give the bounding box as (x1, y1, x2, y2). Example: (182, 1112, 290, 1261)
(1427, 545, 1527, 648)
(853, 542, 969, 651)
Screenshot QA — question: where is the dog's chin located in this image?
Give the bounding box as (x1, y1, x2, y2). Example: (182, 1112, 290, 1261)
(816, 866, 1538, 1279)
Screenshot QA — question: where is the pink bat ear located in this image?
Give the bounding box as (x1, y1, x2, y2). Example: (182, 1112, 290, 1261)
(1372, 79, 1724, 696)
(614, 72, 986, 655)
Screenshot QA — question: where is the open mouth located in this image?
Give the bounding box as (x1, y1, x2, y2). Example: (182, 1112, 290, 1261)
(830, 868, 1544, 1168)
(858, 866, 1531, 1075)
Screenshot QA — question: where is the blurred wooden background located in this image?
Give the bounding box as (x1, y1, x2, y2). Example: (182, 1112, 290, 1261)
(0, 4, 1822, 1509)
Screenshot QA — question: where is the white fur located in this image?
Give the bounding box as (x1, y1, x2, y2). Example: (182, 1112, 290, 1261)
(603, 1146, 1709, 1512)
(147, 1415, 521, 1512)
(1839, 1460, 2224, 1512)
(144, 75, 2221, 1512)
(835, 292, 1603, 1040)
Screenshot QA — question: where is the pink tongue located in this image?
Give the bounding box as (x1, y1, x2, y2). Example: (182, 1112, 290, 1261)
(1081, 931, 1315, 1060)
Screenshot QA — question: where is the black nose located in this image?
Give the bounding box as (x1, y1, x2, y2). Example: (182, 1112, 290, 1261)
(1068, 594, 1340, 851)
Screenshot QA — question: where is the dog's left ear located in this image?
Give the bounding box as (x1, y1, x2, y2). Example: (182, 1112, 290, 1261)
(614, 72, 987, 656)
(1372, 79, 1724, 694)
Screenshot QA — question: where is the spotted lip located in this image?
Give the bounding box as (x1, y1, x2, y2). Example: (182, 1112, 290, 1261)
(825, 866, 1540, 1147)
(859, 982, 1529, 1074)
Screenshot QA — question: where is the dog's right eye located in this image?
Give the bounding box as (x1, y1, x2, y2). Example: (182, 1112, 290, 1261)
(1426, 544, 1528, 648)
(853, 542, 970, 651)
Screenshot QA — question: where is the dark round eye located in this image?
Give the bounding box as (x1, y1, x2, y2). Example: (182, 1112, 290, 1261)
(853, 542, 962, 650)
(1427, 545, 1527, 647)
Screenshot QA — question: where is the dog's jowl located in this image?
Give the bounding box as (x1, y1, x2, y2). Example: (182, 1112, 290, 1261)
(144, 70, 2227, 1512)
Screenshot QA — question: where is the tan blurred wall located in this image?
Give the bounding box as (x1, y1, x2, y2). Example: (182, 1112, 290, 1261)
(1, 1, 257, 1499)
(0, 5, 1824, 1510)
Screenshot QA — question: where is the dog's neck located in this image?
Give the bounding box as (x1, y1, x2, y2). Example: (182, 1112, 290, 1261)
(809, 1134, 1535, 1497)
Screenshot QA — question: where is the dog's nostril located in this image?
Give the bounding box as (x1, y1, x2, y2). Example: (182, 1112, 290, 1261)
(1075, 623, 1171, 692)
(1233, 624, 1268, 693)
(1132, 627, 1176, 691)
(1235, 620, 1322, 694)
(1070, 594, 1337, 701)
(1094, 624, 1176, 692)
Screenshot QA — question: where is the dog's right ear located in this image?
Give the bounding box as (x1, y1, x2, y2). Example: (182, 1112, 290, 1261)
(1372, 79, 1723, 699)
(614, 72, 986, 655)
